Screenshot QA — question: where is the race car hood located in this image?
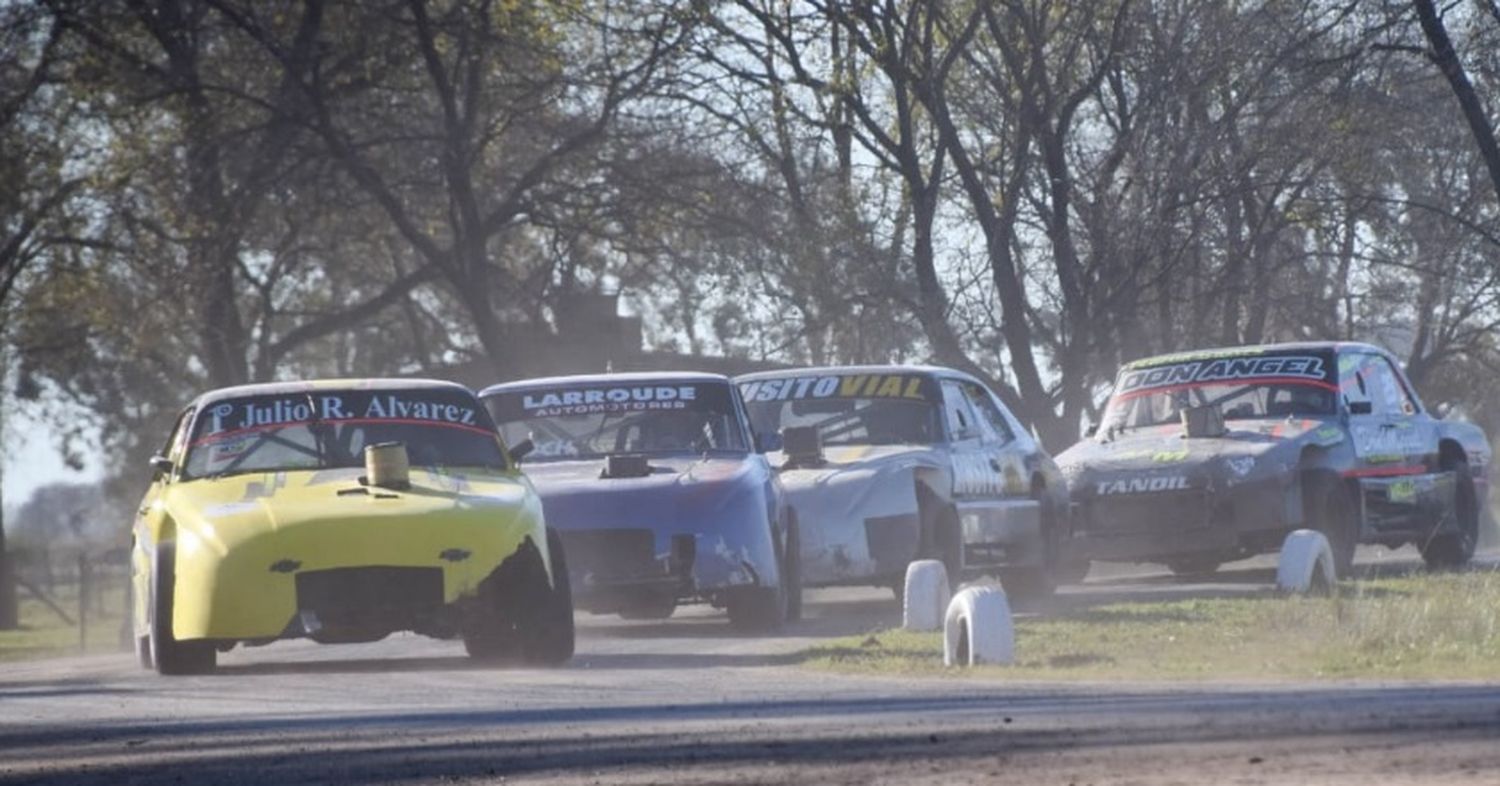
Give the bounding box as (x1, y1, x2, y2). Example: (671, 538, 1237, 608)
(768, 443, 939, 520)
(519, 454, 767, 527)
(160, 465, 539, 558)
(1056, 417, 1340, 496)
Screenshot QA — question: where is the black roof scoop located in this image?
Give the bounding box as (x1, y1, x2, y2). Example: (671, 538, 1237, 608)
(601, 454, 653, 479)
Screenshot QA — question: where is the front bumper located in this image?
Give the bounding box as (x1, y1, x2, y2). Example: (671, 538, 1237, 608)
(170, 515, 534, 641)
(1071, 476, 1296, 562)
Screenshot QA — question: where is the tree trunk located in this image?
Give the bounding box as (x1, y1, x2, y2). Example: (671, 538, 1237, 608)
(1413, 0, 1500, 207)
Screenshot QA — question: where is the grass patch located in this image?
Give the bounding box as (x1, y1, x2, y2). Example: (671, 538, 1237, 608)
(0, 580, 130, 662)
(800, 569, 1500, 680)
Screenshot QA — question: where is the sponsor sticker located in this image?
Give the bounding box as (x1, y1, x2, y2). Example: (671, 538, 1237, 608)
(1117, 355, 1329, 395)
(196, 391, 484, 443)
(738, 373, 934, 403)
(487, 381, 738, 422)
(1095, 476, 1191, 495)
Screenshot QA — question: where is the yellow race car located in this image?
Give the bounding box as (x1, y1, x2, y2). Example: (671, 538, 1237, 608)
(130, 379, 572, 674)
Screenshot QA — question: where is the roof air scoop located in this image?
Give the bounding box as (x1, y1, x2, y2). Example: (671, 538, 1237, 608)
(601, 454, 652, 479)
(364, 442, 411, 490)
(1180, 404, 1227, 439)
(781, 425, 825, 469)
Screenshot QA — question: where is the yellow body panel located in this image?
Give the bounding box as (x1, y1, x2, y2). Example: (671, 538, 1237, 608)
(133, 466, 546, 641)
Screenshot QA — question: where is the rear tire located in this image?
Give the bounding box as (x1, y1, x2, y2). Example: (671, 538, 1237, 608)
(148, 544, 216, 676)
(1164, 555, 1224, 577)
(1306, 474, 1358, 577)
(616, 591, 676, 620)
(1421, 458, 1478, 569)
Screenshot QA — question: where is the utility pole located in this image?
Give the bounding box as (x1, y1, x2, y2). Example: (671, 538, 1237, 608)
(0, 343, 18, 630)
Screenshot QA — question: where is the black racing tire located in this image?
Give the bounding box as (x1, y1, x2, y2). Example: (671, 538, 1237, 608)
(783, 511, 803, 623)
(1421, 457, 1479, 569)
(522, 528, 576, 665)
(923, 505, 963, 592)
(726, 516, 795, 633)
(1054, 558, 1091, 585)
(1164, 555, 1224, 577)
(1000, 493, 1062, 603)
(616, 591, 677, 620)
(148, 544, 216, 676)
(464, 530, 575, 665)
(1306, 473, 1358, 577)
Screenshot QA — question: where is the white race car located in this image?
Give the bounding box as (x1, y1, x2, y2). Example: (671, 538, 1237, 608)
(736, 366, 1074, 601)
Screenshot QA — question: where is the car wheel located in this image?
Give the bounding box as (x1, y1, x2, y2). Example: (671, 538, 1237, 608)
(726, 518, 792, 633)
(616, 591, 677, 620)
(1164, 555, 1224, 577)
(148, 544, 216, 676)
(999, 494, 1062, 604)
(1420, 457, 1478, 569)
(1306, 474, 1358, 577)
(464, 531, 574, 665)
(922, 505, 963, 593)
(521, 528, 575, 665)
(783, 512, 803, 623)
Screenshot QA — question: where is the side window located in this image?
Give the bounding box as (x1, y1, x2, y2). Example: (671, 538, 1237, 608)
(164, 408, 195, 463)
(961, 382, 1015, 445)
(940, 380, 981, 442)
(1372, 357, 1419, 416)
(1339, 354, 1377, 416)
(1342, 354, 1417, 418)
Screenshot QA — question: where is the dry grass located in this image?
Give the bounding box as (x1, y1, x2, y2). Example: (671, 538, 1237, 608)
(0, 580, 131, 662)
(799, 568, 1500, 680)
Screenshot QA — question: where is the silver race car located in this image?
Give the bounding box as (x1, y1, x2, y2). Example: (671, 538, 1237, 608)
(736, 366, 1072, 601)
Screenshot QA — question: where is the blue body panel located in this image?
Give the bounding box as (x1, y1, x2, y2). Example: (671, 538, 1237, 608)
(519, 454, 783, 609)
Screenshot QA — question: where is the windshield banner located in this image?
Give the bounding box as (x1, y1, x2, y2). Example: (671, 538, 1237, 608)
(488, 382, 734, 419)
(197, 390, 483, 443)
(739, 374, 936, 403)
(1116, 353, 1332, 396)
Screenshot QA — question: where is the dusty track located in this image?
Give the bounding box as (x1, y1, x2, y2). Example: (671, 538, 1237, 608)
(2, 554, 1497, 785)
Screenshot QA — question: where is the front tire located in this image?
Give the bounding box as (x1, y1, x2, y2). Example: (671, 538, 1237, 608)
(463, 530, 575, 665)
(726, 515, 799, 632)
(522, 528, 575, 665)
(1421, 458, 1479, 569)
(1306, 474, 1358, 577)
(148, 544, 216, 676)
(1000, 493, 1062, 604)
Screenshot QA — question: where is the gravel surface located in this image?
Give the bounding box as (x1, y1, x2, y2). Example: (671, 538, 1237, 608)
(3, 559, 1497, 785)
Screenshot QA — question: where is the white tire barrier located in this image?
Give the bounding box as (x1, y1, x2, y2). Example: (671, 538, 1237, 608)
(1277, 528, 1336, 595)
(903, 560, 950, 632)
(944, 585, 1014, 666)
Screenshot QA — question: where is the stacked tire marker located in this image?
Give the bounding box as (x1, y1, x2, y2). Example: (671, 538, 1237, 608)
(903, 560, 1016, 666)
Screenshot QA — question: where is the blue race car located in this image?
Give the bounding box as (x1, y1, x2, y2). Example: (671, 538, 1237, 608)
(480, 373, 799, 630)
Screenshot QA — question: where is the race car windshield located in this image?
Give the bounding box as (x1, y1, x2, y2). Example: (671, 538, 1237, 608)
(180, 389, 506, 479)
(1102, 353, 1338, 431)
(484, 382, 749, 461)
(740, 373, 942, 447)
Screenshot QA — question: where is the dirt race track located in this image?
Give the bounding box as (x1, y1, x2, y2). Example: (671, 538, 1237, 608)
(3, 557, 1499, 786)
